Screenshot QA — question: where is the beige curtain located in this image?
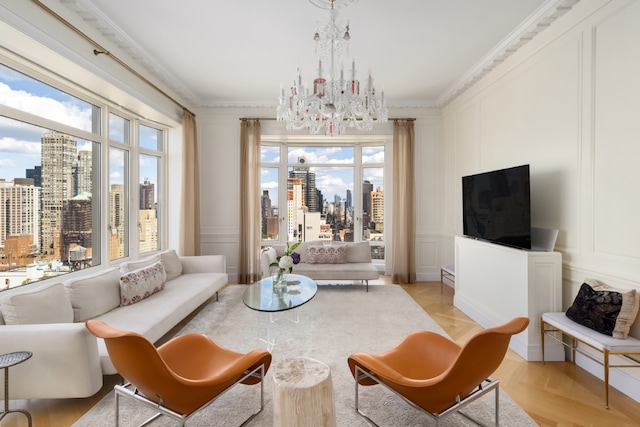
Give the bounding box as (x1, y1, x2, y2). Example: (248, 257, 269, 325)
(238, 119, 262, 284)
(391, 120, 416, 283)
(179, 109, 201, 256)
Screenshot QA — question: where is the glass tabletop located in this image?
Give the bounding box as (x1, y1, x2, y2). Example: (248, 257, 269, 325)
(243, 274, 318, 312)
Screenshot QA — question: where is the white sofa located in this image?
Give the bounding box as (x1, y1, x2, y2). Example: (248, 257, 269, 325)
(261, 241, 379, 290)
(0, 250, 227, 400)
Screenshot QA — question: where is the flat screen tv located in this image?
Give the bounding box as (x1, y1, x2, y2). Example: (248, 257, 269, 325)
(462, 164, 531, 250)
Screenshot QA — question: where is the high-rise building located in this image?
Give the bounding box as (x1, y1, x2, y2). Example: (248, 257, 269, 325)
(26, 165, 42, 187)
(61, 192, 92, 267)
(74, 150, 92, 196)
(371, 186, 384, 231)
(41, 132, 77, 254)
(139, 180, 155, 210)
(109, 183, 126, 259)
(346, 189, 352, 210)
(139, 209, 158, 253)
(362, 180, 373, 227)
(0, 179, 40, 252)
(289, 156, 318, 212)
(261, 190, 272, 237)
(287, 177, 304, 240)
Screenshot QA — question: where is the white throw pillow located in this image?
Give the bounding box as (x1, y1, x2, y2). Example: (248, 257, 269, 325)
(160, 249, 183, 281)
(307, 245, 347, 264)
(119, 254, 161, 274)
(1, 283, 74, 325)
(346, 242, 372, 263)
(119, 262, 167, 306)
(63, 268, 121, 322)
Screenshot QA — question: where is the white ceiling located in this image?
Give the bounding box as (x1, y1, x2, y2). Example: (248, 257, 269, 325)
(59, 0, 579, 109)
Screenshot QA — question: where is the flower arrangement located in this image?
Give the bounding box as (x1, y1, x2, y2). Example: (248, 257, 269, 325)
(270, 242, 301, 286)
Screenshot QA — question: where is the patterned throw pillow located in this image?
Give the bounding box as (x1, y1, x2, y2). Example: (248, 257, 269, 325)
(119, 261, 166, 306)
(586, 278, 639, 339)
(566, 282, 622, 336)
(306, 245, 347, 264)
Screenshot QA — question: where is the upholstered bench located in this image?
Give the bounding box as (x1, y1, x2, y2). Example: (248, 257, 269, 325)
(541, 279, 640, 408)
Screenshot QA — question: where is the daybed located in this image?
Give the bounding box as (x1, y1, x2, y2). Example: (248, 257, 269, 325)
(0, 249, 228, 400)
(260, 241, 379, 290)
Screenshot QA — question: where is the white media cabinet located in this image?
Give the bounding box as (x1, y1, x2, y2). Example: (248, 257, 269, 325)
(453, 236, 564, 361)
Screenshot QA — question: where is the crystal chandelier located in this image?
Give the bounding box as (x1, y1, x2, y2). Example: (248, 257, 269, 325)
(277, 0, 388, 137)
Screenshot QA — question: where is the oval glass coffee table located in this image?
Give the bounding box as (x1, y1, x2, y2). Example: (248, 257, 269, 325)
(243, 274, 318, 312)
(243, 274, 318, 350)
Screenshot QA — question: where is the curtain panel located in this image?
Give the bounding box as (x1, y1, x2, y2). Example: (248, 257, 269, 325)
(238, 119, 262, 284)
(179, 109, 201, 256)
(391, 120, 416, 283)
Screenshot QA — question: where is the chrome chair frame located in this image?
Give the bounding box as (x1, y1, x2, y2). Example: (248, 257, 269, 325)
(114, 363, 267, 427)
(353, 365, 500, 427)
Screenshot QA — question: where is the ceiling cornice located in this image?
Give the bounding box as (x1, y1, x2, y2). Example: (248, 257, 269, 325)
(59, 0, 581, 110)
(436, 0, 581, 107)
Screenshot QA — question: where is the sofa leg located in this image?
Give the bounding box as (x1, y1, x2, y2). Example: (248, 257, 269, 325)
(215, 291, 219, 302)
(364, 280, 369, 292)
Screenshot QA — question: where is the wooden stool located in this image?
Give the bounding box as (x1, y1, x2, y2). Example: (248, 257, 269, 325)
(273, 357, 336, 427)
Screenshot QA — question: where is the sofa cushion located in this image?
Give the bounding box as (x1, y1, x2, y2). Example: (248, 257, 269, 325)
(119, 261, 167, 306)
(307, 245, 347, 264)
(346, 242, 372, 263)
(1, 283, 74, 325)
(63, 268, 121, 322)
(160, 249, 183, 281)
(586, 278, 639, 339)
(119, 254, 161, 274)
(566, 282, 622, 336)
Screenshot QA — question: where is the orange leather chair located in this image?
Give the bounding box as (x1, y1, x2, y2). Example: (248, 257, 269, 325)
(348, 317, 529, 426)
(86, 319, 272, 427)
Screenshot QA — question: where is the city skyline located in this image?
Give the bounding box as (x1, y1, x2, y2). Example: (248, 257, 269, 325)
(261, 145, 384, 210)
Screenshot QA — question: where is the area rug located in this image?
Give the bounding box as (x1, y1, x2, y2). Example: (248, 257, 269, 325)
(74, 284, 537, 426)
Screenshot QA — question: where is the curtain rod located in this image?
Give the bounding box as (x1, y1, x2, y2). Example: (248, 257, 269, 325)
(240, 118, 416, 121)
(31, 0, 195, 118)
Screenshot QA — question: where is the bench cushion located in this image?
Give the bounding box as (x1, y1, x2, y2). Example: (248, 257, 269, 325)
(542, 312, 640, 353)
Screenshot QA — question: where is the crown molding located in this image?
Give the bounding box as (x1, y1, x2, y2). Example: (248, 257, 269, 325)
(436, 0, 580, 107)
(59, 0, 581, 111)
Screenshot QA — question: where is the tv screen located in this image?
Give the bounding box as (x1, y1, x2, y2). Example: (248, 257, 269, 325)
(462, 164, 531, 250)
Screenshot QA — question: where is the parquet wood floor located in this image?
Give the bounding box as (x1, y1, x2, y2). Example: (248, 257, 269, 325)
(2, 280, 640, 426)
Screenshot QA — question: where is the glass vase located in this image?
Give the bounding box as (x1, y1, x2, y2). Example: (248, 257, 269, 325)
(273, 271, 287, 291)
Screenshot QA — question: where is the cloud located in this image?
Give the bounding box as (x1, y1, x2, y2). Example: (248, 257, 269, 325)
(0, 82, 93, 132)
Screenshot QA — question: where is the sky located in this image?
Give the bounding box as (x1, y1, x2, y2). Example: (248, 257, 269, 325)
(0, 63, 157, 188)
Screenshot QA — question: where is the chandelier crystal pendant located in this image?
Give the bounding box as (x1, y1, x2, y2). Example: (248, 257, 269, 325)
(277, 0, 388, 137)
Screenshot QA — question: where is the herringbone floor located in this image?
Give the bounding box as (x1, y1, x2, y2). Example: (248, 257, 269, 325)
(3, 280, 640, 426)
(400, 280, 640, 427)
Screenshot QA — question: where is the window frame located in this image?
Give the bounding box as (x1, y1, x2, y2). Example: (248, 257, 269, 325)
(260, 136, 391, 266)
(0, 53, 169, 289)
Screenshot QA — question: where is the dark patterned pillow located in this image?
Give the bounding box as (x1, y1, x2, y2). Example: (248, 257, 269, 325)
(566, 282, 622, 336)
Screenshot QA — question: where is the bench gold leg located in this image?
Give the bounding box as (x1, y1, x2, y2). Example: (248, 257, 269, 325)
(604, 351, 610, 409)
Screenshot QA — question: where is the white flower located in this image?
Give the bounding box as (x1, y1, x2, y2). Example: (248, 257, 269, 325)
(279, 255, 294, 270)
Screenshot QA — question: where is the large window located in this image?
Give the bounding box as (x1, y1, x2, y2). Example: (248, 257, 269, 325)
(261, 142, 386, 261)
(0, 61, 166, 289)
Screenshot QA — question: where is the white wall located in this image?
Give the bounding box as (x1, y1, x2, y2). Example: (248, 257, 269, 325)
(442, 0, 640, 401)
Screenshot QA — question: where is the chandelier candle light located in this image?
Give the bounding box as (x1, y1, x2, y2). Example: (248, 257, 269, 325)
(277, 0, 388, 137)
